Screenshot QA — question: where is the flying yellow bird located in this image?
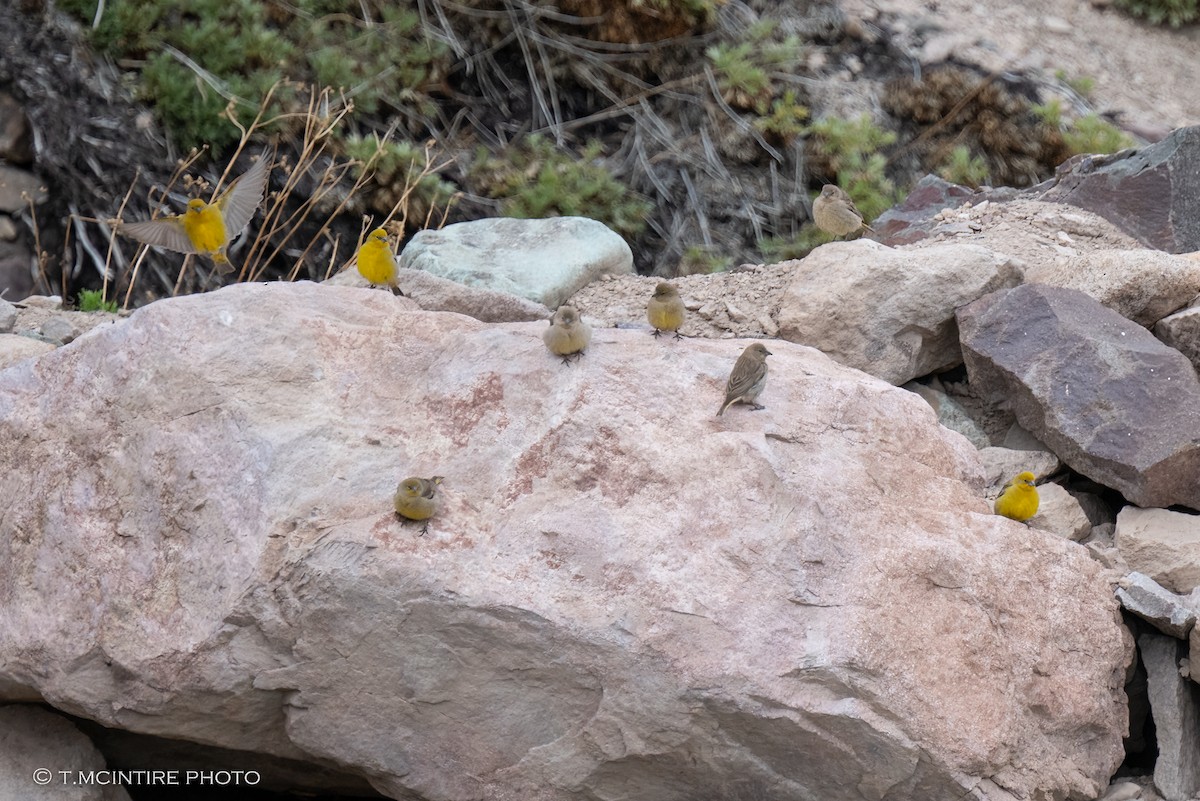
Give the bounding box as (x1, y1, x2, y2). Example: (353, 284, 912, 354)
(993, 471, 1039, 522)
(119, 153, 272, 274)
(394, 476, 443, 535)
(356, 227, 399, 292)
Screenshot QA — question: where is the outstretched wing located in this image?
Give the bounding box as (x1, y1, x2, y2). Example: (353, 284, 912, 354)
(119, 216, 196, 254)
(216, 152, 271, 240)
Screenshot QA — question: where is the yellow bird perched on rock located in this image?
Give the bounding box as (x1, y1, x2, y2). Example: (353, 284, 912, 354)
(994, 471, 1039, 522)
(812, 184, 873, 240)
(543, 305, 592, 365)
(119, 152, 272, 274)
(356, 227, 400, 293)
(647, 281, 686, 339)
(717, 342, 772, 416)
(394, 476, 443, 535)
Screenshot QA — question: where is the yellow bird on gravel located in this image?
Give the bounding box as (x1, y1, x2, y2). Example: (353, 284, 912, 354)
(120, 153, 272, 274)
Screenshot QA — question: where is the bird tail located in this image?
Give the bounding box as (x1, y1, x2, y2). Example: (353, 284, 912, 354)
(716, 399, 732, 417)
(212, 251, 236, 276)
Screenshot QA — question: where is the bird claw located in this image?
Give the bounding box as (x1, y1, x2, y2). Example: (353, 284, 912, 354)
(673, 331, 684, 340)
(750, 404, 765, 411)
(651, 329, 662, 338)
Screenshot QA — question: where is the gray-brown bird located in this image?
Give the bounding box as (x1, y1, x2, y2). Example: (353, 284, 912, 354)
(543, 305, 592, 365)
(647, 281, 686, 339)
(717, 342, 772, 416)
(394, 476, 443, 535)
(812, 184, 872, 240)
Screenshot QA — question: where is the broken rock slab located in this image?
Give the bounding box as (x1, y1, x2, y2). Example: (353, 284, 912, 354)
(0, 705, 132, 801)
(778, 240, 1022, 385)
(400, 216, 633, 310)
(1024, 249, 1200, 327)
(325, 265, 551, 323)
(958, 283, 1200, 510)
(1117, 573, 1197, 639)
(1155, 305, 1200, 374)
(1115, 506, 1200, 594)
(1138, 631, 1200, 801)
(1037, 126, 1200, 254)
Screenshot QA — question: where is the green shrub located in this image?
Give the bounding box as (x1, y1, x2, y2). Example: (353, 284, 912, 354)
(1063, 114, 1135, 155)
(753, 90, 810, 145)
(1033, 101, 1134, 156)
(57, 0, 447, 149)
(678, 245, 732, 275)
(805, 116, 900, 223)
(471, 136, 652, 240)
(77, 289, 118, 313)
(345, 137, 458, 226)
(1113, 0, 1198, 26)
(938, 145, 990, 188)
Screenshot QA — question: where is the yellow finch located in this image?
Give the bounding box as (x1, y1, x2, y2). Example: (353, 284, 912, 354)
(717, 342, 772, 416)
(120, 153, 272, 274)
(543, 305, 592, 365)
(993, 471, 1039, 522)
(356, 227, 400, 292)
(394, 476, 443, 535)
(647, 281, 686, 339)
(812, 184, 872, 239)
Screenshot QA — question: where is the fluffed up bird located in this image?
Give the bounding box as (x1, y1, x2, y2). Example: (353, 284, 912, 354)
(812, 184, 872, 240)
(119, 152, 272, 274)
(394, 475, 443, 535)
(543, 305, 592, 365)
(993, 471, 1039, 523)
(647, 281, 686, 339)
(356, 227, 401, 293)
(717, 342, 772, 416)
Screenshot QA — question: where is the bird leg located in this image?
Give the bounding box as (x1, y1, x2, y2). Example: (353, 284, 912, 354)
(651, 328, 662, 338)
(673, 331, 684, 340)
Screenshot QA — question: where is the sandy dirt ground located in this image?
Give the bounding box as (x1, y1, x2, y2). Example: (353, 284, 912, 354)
(841, 0, 1200, 134)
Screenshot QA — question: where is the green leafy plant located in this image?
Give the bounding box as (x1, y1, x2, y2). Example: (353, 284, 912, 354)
(77, 289, 118, 313)
(938, 145, 990, 188)
(1063, 114, 1135, 155)
(678, 245, 732, 275)
(345, 137, 458, 229)
(471, 136, 652, 240)
(1054, 69, 1096, 99)
(1113, 0, 1198, 26)
(805, 115, 900, 223)
(707, 22, 803, 114)
(1033, 101, 1134, 156)
(753, 90, 810, 144)
(58, 0, 448, 148)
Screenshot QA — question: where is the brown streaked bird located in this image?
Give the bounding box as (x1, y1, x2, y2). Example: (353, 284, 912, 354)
(394, 476, 443, 535)
(717, 342, 773, 416)
(647, 281, 686, 339)
(543, 305, 592, 365)
(119, 152, 272, 274)
(812, 184, 872, 240)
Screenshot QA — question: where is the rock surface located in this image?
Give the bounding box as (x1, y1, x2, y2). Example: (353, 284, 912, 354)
(400, 216, 633, 310)
(1138, 631, 1200, 801)
(326, 264, 551, 323)
(1155, 305, 1200, 373)
(777, 241, 1022, 385)
(1038, 127, 1200, 254)
(958, 284, 1200, 510)
(0, 705, 132, 801)
(1025, 249, 1200, 327)
(0, 333, 55, 370)
(0, 282, 1130, 801)
(1116, 507, 1200, 594)
(1117, 573, 1197, 640)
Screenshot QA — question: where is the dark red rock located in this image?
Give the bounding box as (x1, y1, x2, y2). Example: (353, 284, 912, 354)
(1036, 126, 1200, 254)
(957, 283, 1200, 510)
